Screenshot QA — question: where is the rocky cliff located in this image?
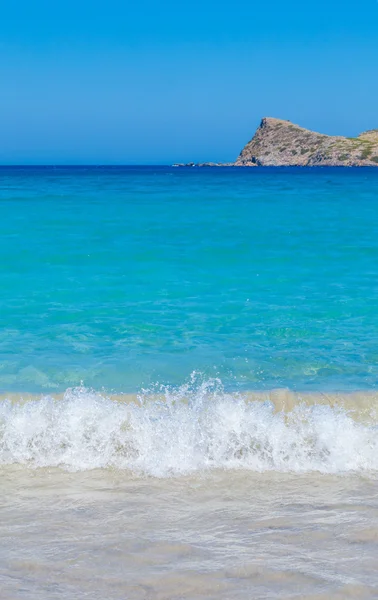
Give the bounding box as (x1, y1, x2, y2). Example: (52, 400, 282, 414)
(235, 117, 378, 167)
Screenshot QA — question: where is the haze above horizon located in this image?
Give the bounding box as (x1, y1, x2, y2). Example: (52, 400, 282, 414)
(1, 0, 377, 165)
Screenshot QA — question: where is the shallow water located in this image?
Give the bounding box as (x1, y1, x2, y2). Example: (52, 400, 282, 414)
(1, 166, 378, 598)
(2, 467, 378, 599)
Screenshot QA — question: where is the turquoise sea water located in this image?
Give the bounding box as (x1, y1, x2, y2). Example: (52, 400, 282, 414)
(1, 166, 378, 393)
(3, 167, 378, 600)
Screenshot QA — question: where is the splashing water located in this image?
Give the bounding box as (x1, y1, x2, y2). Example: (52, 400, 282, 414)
(1, 377, 378, 476)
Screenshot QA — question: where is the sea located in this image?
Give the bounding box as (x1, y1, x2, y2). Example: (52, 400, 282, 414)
(1, 165, 378, 599)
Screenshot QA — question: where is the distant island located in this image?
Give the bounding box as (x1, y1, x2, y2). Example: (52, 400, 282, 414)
(174, 117, 378, 167)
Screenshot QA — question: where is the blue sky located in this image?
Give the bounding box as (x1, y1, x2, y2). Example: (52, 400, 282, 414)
(0, 0, 377, 164)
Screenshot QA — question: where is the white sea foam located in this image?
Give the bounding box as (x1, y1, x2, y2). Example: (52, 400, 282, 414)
(1, 379, 378, 476)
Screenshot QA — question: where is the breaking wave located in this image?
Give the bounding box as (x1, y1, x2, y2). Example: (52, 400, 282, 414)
(1, 377, 378, 477)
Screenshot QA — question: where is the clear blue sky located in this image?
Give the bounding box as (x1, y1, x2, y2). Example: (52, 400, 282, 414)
(1, 0, 377, 164)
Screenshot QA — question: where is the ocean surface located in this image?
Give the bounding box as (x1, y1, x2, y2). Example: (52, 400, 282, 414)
(1, 166, 378, 598)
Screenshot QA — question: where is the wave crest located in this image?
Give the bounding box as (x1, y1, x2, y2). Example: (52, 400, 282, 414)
(1, 381, 378, 476)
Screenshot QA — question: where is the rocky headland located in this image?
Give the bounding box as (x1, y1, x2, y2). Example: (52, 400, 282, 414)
(175, 118, 378, 167)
